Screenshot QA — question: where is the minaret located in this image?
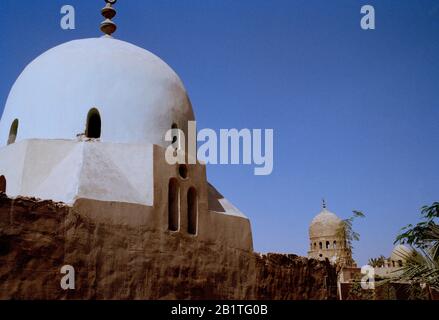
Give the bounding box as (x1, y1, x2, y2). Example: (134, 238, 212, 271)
(100, 0, 117, 37)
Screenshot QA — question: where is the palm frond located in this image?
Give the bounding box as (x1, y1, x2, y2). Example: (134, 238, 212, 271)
(393, 247, 439, 291)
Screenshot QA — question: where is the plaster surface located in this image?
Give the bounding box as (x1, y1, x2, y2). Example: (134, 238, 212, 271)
(0, 139, 154, 206)
(0, 37, 194, 148)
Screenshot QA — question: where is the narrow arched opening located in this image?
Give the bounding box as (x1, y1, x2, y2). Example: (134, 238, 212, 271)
(0, 176, 6, 193)
(7, 119, 19, 145)
(333, 240, 337, 249)
(168, 178, 180, 232)
(187, 187, 198, 235)
(86, 108, 101, 139)
(179, 164, 188, 179)
(319, 242, 323, 250)
(326, 241, 330, 249)
(171, 123, 178, 146)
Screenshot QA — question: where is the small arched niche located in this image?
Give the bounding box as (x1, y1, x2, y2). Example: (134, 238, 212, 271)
(168, 178, 180, 232)
(171, 123, 179, 146)
(0, 176, 6, 193)
(179, 164, 188, 180)
(86, 108, 101, 139)
(187, 187, 198, 235)
(7, 119, 19, 145)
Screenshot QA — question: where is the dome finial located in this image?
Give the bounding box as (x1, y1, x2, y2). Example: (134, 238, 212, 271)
(100, 0, 117, 37)
(322, 198, 327, 209)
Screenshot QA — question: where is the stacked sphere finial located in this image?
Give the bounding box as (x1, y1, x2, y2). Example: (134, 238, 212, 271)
(100, 0, 117, 36)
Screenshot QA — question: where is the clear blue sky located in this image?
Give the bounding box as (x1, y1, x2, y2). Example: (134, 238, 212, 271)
(1, 0, 438, 265)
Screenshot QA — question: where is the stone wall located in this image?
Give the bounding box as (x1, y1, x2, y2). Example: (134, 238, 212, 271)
(0, 195, 337, 300)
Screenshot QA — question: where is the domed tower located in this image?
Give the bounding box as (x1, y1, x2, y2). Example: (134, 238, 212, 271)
(389, 245, 413, 268)
(0, 1, 253, 252)
(308, 201, 355, 266)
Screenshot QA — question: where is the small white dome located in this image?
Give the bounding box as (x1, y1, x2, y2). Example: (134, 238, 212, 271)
(391, 244, 413, 262)
(0, 37, 194, 147)
(309, 208, 343, 238)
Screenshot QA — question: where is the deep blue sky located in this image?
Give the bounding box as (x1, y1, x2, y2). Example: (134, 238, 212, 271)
(1, 0, 438, 265)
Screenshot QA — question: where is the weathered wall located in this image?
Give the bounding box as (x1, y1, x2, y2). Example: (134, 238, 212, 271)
(0, 140, 254, 252)
(0, 195, 337, 300)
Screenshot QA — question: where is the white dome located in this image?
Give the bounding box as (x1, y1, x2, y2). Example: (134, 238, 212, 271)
(309, 208, 343, 238)
(391, 244, 413, 262)
(0, 37, 194, 147)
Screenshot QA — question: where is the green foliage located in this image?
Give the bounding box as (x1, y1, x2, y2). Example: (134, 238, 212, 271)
(395, 202, 438, 251)
(337, 210, 365, 256)
(394, 202, 439, 292)
(368, 255, 386, 268)
(346, 281, 374, 300)
(407, 283, 430, 300)
(397, 246, 439, 291)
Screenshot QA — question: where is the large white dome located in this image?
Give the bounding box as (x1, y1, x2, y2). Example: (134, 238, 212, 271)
(0, 37, 194, 147)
